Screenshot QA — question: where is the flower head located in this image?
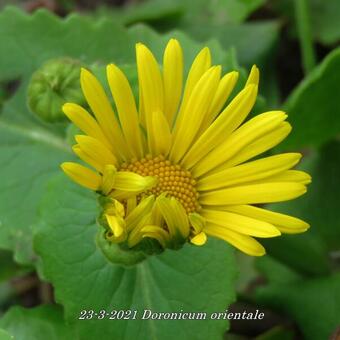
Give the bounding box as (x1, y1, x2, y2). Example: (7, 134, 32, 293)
(61, 39, 311, 257)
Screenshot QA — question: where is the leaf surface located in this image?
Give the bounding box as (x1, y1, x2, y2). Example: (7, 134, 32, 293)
(34, 175, 237, 340)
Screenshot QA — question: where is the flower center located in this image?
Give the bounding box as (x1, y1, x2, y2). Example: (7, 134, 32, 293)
(120, 155, 200, 213)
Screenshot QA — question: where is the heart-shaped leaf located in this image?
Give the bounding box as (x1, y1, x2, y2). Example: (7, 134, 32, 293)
(34, 175, 237, 340)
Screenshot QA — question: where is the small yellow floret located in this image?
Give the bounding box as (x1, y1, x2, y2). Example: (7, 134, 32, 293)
(120, 155, 200, 213)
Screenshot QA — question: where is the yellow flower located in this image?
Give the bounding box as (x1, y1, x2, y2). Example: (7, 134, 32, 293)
(61, 39, 311, 257)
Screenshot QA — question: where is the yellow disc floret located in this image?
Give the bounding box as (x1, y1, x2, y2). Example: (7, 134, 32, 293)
(120, 154, 200, 213)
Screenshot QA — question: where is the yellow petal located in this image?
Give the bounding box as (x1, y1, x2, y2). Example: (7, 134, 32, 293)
(136, 43, 164, 127)
(170, 66, 221, 163)
(62, 103, 111, 151)
(106, 64, 144, 159)
(199, 71, 239, 132)
(150, 201, 164, 226)
(245, 65, 260, 86)
(163, 39, 183, 126)
(141, 225, 170, 248)
(125, 195, 155, 232)
(182, 84, 258, 169)
(190, 232, 207, 246)
(177, 46, 211, 119)
(75, 135, 117, 172)
(127, 213, 152, 247)
(193, 111, 287, 177)
(205, 223, 266, 256)
(115, 172, 156, 191)
(126, 197, 137, 216)
(221, 122, 292, 169)
(106, 214, 126, 240)
(80, 68, 129, 160)
(72, 145, 103, 174)
(148, 110, 172, 157)
(197, 153, 302, 191)
(189, 212, 206, 234)
(201, 65, 260, 141)
(260, 170, 312, 185)
(101, 165, 117, 195)
(138, 83, 146, 128)
(156, 195, 189, 239)
(202, 209, 281, 238)
(200, 182, 307, 205)
(105, 198, 125, 218)
(61, 162, 101, 191)
(225, 205, 310, 234)
(170, 197, 190, 238)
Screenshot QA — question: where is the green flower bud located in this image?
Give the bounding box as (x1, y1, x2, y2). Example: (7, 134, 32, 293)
(96, 228, 146, 267)
(27, 58, 85, 123)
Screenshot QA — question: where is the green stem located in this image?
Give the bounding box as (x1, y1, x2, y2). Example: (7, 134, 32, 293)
(294, 0, 316, 74)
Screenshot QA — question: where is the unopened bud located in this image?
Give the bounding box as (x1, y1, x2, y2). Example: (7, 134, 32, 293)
(27, 58, 85, 122)
(96, 228, 146, 267)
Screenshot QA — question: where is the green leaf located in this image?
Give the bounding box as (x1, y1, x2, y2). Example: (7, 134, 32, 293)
(0, 7, 234, 84)
(0, 250, 29, 282)
(97, 0, 266, 27)
(256, 264, 340, 340)
(0, 85, 70, 264)
(273, 0, 340, 45)
(179, 0, 266, 24)
(183, 21, 280, 67)
(262, 141, 340, 275)
(219, 0, 267, 23)
(0, 7, 236, 264)
(280, 48, 340, 150)
(0, 7, 134, 82)
(34, 175, 237, 340)
(0, 329, 13, 340)
(255, 256, 302, 285)
(95, 0, 183, 26)
(115, 1, 278, 67)
(300, 142, 340, 251)
(234, 253, 258, 293)
(0, 7, 133, 264)
(255, 326, 295, 340)
(96, 0, 272, 60)
(261, 228, 330, 277)
(309, 0, 340, 44)
(0, 305, 76, 340)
